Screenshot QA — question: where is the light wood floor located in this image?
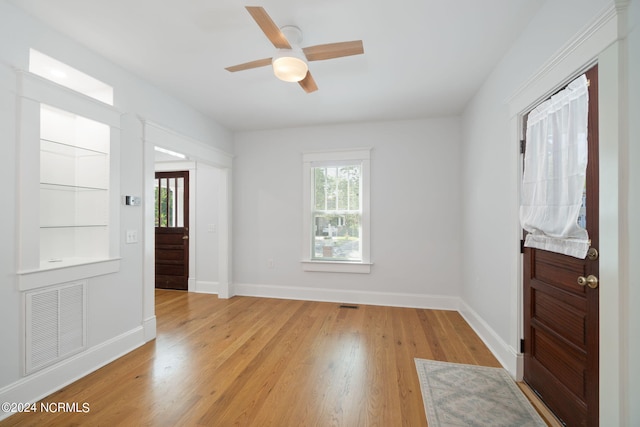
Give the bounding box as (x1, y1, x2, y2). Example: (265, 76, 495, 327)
(4, 290, 526, 426)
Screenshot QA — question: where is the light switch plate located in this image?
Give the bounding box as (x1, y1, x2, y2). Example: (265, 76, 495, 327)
(126, 230, 138, 244)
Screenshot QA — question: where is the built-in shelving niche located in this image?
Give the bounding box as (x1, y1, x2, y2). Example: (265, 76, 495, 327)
(40, 105, 110, 265)
(17, 71, 121, 290)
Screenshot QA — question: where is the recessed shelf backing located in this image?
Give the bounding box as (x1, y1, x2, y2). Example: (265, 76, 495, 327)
(39, 104, 111, 265)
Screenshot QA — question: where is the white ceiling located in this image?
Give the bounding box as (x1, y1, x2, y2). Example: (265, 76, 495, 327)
(9, 0, 544, 132)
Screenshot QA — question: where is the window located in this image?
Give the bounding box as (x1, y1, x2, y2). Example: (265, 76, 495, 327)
(155, 171, 188, 228)
(29, 49, 114, 105)
(302, 149, 371, 273)
(312, 164, 361, 260)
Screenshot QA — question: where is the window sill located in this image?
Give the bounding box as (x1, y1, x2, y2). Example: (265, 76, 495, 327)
(18, 257, 121, 291)
(302, 260, 372, 274)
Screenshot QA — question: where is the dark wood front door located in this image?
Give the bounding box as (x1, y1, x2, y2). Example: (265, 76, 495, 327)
(523, 65, 599, 426)
(155, 171, 189, 290)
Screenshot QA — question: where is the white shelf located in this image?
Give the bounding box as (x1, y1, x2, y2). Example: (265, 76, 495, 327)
(41, 138, 108, 156)
(18, 257, 121, 291)
(41, 182, 108, 191)
(38, 104, 111, 267)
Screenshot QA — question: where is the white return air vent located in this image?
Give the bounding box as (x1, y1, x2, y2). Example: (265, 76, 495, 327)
(25, 281, 86, 374)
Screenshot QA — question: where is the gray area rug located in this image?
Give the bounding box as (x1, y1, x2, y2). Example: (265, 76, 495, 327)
(415, 359, 547, 427)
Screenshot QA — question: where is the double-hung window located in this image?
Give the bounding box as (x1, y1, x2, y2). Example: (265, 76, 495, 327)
(302, 149, 371, 273)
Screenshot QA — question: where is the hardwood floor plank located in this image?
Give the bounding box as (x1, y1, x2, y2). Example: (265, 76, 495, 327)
(393, 309, 430, 426)
(1, 291, 512, 427)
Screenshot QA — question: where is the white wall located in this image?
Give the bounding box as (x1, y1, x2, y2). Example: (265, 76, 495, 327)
(461, 0, 637, 424)
(233, 118, 462, 307)
(0, 0, 232, 412)
(461, 0, 612, 350)
(624, 1, 639, 425)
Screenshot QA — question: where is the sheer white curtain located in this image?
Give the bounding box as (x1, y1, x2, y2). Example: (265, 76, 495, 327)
(520, 74, 590, 259)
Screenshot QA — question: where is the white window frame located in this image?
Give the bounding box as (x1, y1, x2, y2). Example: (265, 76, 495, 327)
(302, 148, 371, 273)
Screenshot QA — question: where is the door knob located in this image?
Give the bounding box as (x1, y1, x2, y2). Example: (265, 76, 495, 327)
(182, 235, 189, 240)
(577, 275, 598, 289)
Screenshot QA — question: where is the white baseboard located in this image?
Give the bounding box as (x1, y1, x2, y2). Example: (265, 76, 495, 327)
(194, 280, 219, 295)
(233, 283, 460, 310)
(0, 326, 145, 422)
(458, 300, 521, 378)
(195, 281, 232, 299)
(143, 316, 156, 342)
(220, 282, 234, 299)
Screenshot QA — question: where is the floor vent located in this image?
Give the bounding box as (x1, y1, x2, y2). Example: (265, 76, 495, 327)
(339, 304, 359, 309)
(25, 281, 86, 374)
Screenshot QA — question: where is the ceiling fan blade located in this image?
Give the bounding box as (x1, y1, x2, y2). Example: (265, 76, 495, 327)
(225, 57, 273, 72)
(302, 40, 364, 61)
(245, 6, 291, 49)
(298, 71, 318, 93)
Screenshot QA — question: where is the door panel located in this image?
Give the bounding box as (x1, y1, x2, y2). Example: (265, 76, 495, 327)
(523, 65, 598, 427)
(155, 171, 189, 290)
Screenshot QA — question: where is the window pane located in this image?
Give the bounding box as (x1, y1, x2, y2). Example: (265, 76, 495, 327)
(168, 179, 176, 227)
(313, 165, 361, 211)
(326, 167, 337, 210)
(154, 183, 160, 227)
(337, 168, 348, 210)
(314, 168, 327, 210)
(342, 165, 360, 210)
(313, 213, 361, 261)
(175, 177, 185, 227)
(155, 178, 173, 227)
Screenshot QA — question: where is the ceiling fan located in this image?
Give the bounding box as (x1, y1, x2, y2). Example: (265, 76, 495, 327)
(225, 6, 364, 93)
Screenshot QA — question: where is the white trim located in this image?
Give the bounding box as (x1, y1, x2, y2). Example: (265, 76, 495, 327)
(18, 70, 120, 127)
(143, 316, 156, 342)
(506, 3, 617, 116)
(187, 277, 196, 292)
(302, 147, 372, 163)
(217, 169, 232, 299)
(143, 120, 233, 169)
(18, 258, 121, 291)
(0, 326, 144, 422)
(154, 160, 196, 172)
(219, 281, 234, 299)
(233, 283, 460, 310)
(301, 260, 372, 274)
(194, 281, 219, 294)
(141, 120, 156, 341)
(459, 301, 521, 379)
(597, 40, 626, 426)
(28, 49, 114, 105)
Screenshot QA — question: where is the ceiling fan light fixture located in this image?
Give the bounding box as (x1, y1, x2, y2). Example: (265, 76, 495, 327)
(272, 49, 308, 82)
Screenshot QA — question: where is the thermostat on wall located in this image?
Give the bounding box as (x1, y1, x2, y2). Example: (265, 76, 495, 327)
(123, 196, 141, 206)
